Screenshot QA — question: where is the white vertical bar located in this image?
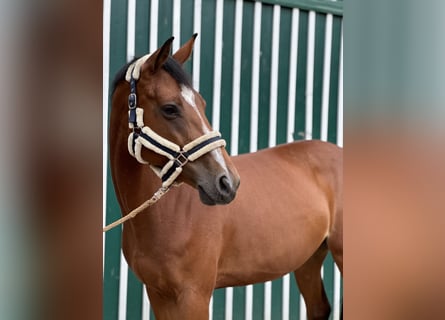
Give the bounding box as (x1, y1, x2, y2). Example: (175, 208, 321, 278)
(127, 0, 136, 61)
(337, 28, 343, 147)
(333, 265, 341, 320)
(302, 12, 316, 306)
(102, 0, 111, 271)
(264, 281, 272, 320)
(225, 287, 233, 320)
(142, 285, 150, 320)
(209, 295, 213, 320)
(321, 14, 333, 142)
(300, 295, 307, 320)
(305, 11, 316, 140)
(287, 8, 299, 143)
(230, 0, 243, 156)
(250, 1, 262, 152)
(149, 0, 159, 52)
(268, 5, 281, 147)
(193, 0, 202, 90)
(172, 0, 181, 52)
(123, 6, 135, 316)
(282, 274, 290, 320)
(118, 252, 128, 320)
(212, 0, 224, 131)
(245, 285, 253, 320)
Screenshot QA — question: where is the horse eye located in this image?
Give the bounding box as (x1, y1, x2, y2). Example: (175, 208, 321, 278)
(161, 104, 180, 119)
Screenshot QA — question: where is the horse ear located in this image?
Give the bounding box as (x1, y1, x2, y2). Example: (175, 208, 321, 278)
(172, 33, 198, 65)
(144, 37, 174, 73)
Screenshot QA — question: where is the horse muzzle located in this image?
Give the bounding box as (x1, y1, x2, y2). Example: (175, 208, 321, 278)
(198, 172, 240, 205)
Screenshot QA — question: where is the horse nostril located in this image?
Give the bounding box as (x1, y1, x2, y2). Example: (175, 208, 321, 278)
(218, 175, 231, 195)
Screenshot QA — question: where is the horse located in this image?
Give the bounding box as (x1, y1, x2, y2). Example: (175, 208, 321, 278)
(109, 34, 343, 320)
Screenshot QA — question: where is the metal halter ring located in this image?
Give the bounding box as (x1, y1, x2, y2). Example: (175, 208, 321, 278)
(174, 152, 189, 167)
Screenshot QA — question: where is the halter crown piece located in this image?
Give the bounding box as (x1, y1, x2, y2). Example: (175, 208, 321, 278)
(124, 55, 227, 189)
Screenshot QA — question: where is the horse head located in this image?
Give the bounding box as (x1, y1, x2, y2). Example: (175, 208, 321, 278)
(112, 35, 240, 205)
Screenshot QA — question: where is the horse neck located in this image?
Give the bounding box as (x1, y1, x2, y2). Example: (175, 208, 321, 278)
(109, 93, 162, 214)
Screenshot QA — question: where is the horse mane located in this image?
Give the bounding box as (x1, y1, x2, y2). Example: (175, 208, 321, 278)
(111, 57, 138, 94)
(111, 56, 192, 94)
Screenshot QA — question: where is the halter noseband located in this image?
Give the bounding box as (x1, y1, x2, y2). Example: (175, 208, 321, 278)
(125, 55, 226, 189)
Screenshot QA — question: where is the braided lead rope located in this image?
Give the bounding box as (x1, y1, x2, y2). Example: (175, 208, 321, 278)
(103, 186, 171, 232)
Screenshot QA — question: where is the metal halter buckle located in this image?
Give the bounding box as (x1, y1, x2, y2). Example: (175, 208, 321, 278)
(128, 93, 137, 109)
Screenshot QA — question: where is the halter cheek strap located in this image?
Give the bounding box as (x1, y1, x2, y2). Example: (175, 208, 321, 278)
(125, 56, 226, 189)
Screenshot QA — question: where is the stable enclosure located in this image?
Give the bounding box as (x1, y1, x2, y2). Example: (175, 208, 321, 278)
(103, 0, 343, 319)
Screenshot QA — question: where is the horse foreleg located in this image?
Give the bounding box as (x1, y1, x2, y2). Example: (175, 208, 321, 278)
(146, 286, 211, 320)
(294, 240, 331, 320)
(327, 209, 343, 275)
(328, 208, 343, 319)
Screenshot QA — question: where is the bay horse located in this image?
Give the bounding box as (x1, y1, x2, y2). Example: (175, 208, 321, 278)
(109, 35, 343, 320)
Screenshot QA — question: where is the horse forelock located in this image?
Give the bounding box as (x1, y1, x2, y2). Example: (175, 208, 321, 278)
(162, 57, 192, 87)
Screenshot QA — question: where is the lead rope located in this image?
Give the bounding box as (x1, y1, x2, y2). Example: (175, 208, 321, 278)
(103, 186, 170, 232)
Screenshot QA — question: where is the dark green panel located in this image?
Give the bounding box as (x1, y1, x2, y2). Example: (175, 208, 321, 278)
(257, 4, 273, 150)
(311, 12, 326, 140)
(158, 0, 173, 46)
(150, 304, 156, 319)
(135, 0, 150, 56)
(271, 278, 283, 319)
(108, 0, 128, 90)
(328, 15, 342, 144)
(252, 283, 265, 319)
(238, 1, 254, 154)
(104, 1, 128, 319)
(289, 273, 301, 320)
(103, 174, 123, 320)
(126, 270, 143, 319)
(276, 7, 292, 145)
(294, 10, 308, 140)
(180, 0, 195, 75)
(220, 0, 236, 152)
(200, 0, 216, 122)
(232, 286, 246, 320)
(213, 288, 226, 320)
